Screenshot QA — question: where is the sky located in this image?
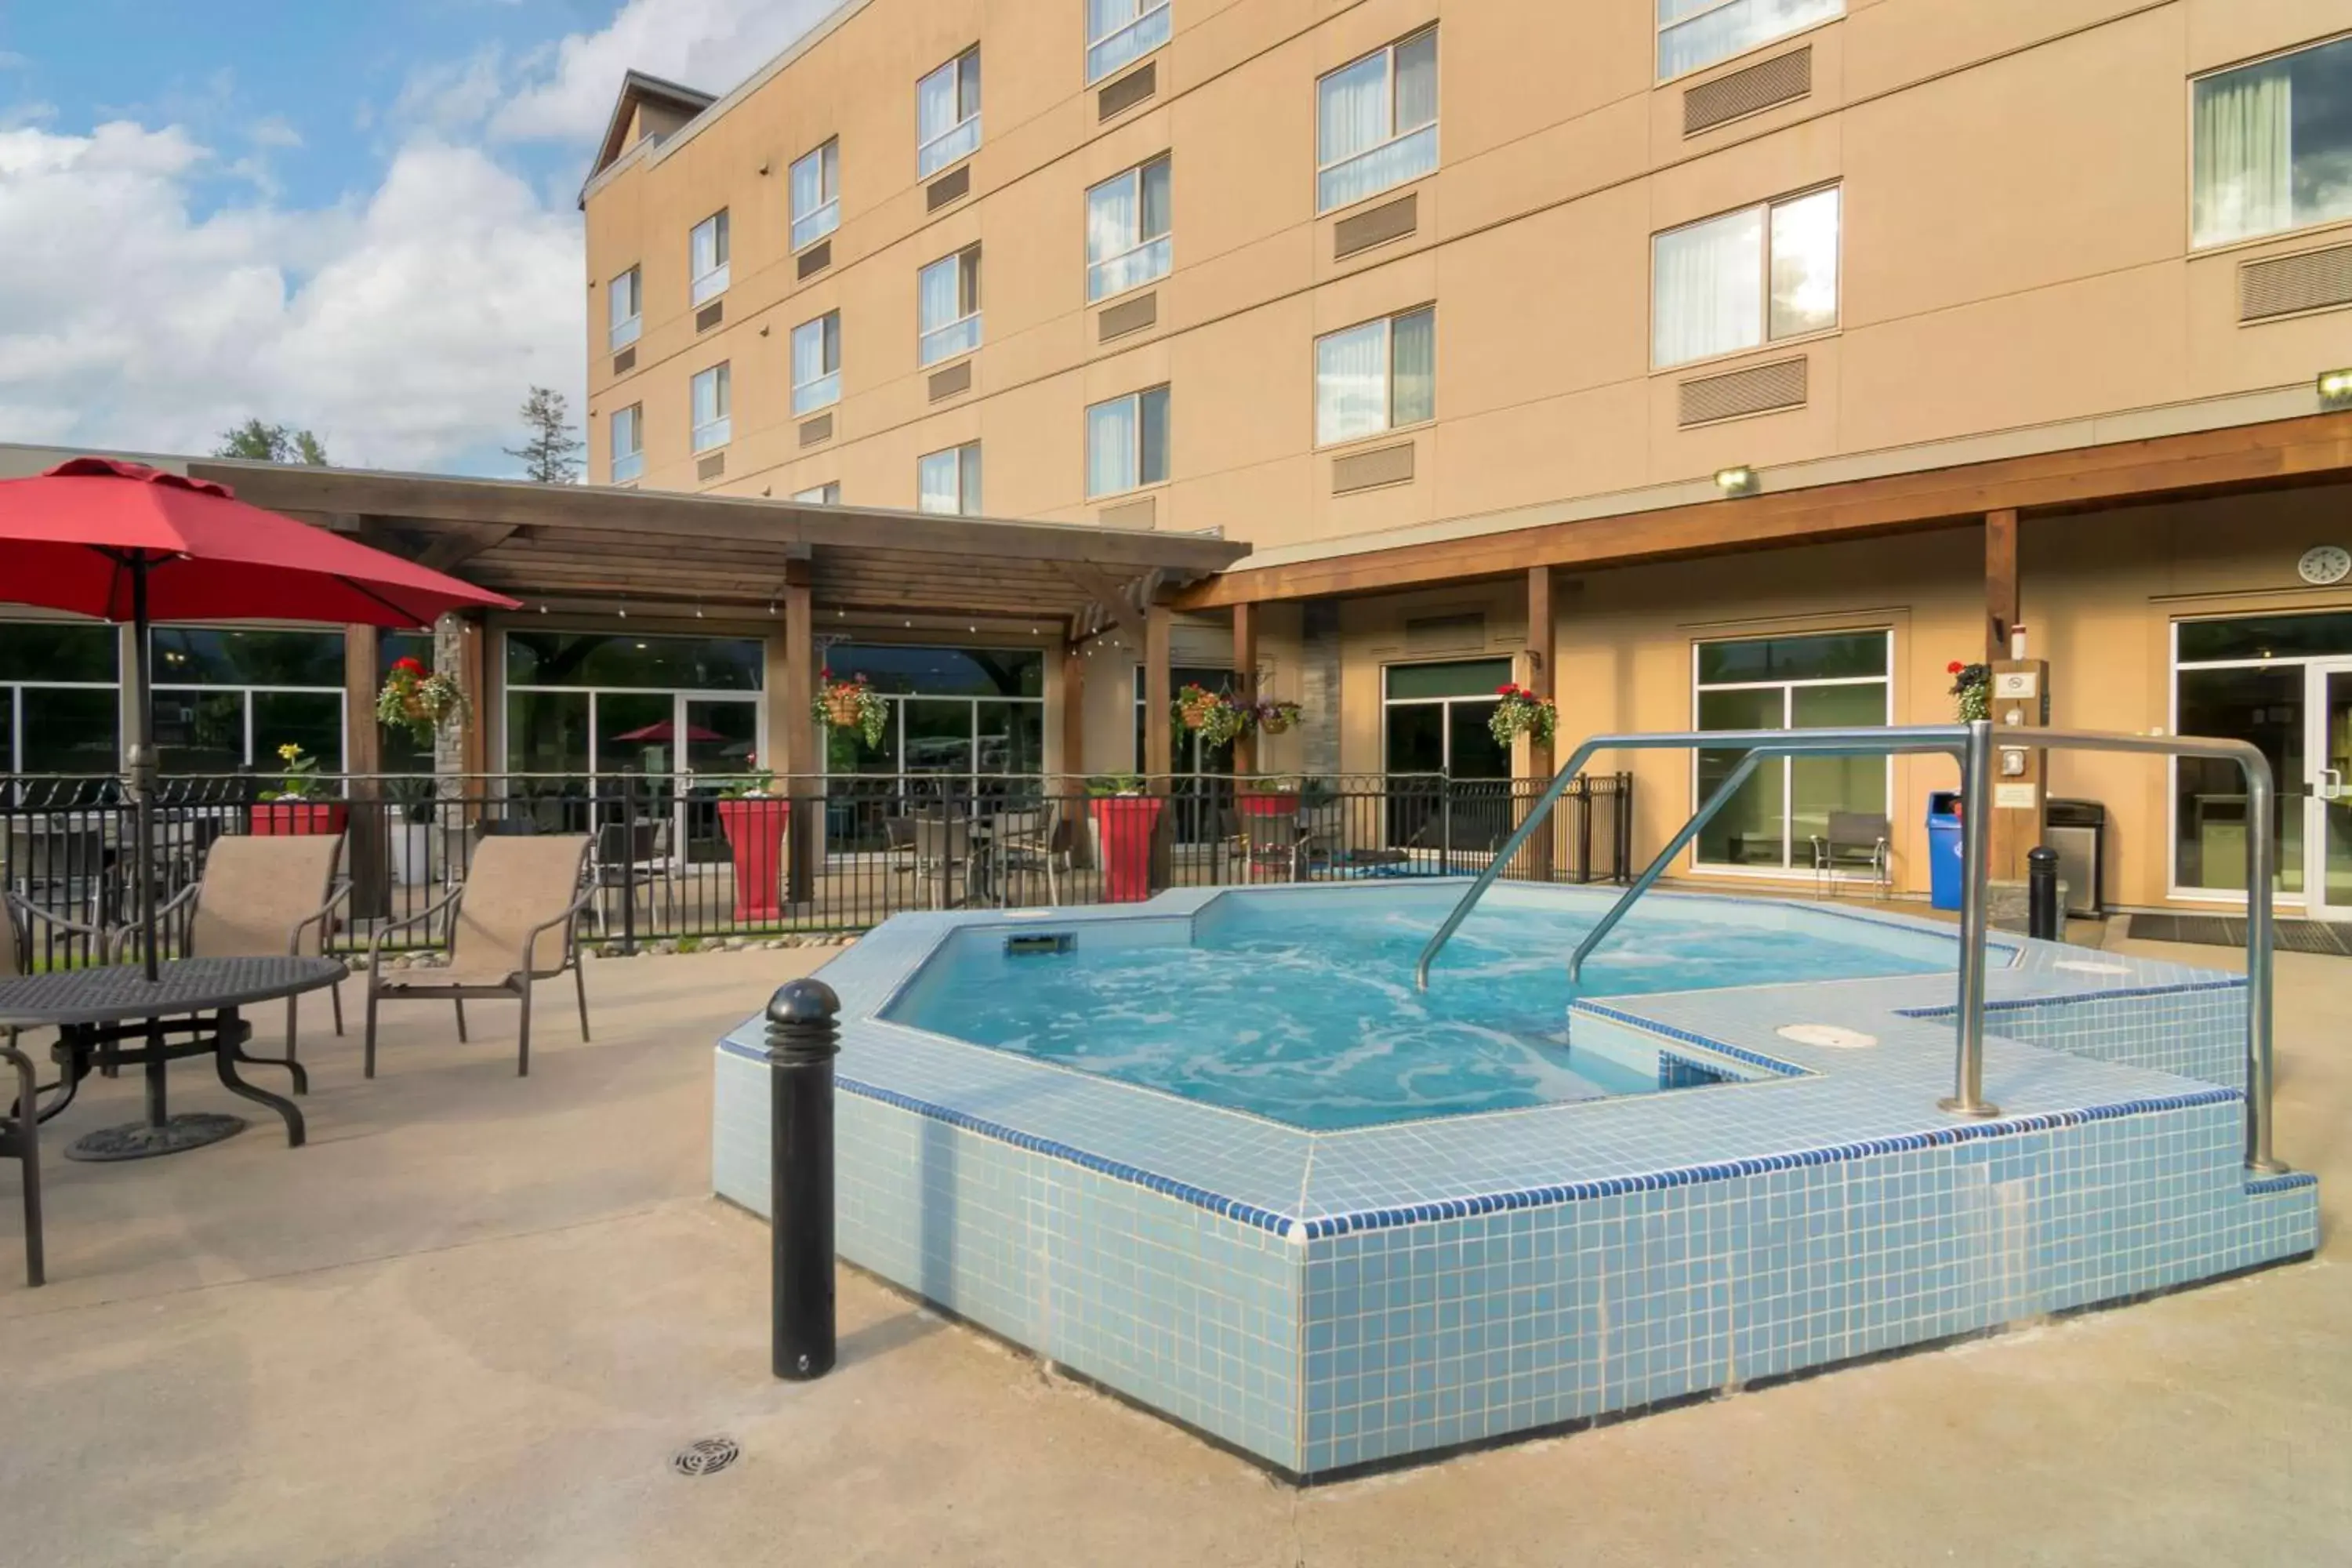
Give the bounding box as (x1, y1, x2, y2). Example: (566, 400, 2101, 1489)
(0, 0, 839, 477)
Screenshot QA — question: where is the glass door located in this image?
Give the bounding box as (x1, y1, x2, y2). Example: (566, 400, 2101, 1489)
(2311, 662, 2352, 922)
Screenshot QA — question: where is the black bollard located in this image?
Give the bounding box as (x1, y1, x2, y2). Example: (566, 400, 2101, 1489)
(766, 978, 841, 1381)
(2027, 845, 2061, 942)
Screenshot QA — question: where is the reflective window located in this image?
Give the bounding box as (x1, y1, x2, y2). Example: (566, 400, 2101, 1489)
(1085, 385, 1170, 497)
(610, 403, 644, 483)
(0, 622, 118, 775)
(1653, 186, 1839, 368)
(1088, 0, 1171, 84)
(916, 442, 983, 514)
(790, 139, 841, 251)
(1317, 27, 1437, 212)
(689, 209, 730, 305)
(1086, 154, 1172, 302)
(691, 362, 731, 452)
(151, 627, 348, 774)
(917, 47, 982, 177)
(1658, 0, 1842, 82)
(791, 312, 841, 416)
(1693, 628, 1889, 869)
(1315, 307, 1434, 445)
(918, 246, 982, 365)
(2193, 34, 2352, 247)
(608, 265, 641, 350)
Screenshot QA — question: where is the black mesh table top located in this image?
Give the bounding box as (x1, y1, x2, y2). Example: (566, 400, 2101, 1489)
(0, 956, 347, 1027)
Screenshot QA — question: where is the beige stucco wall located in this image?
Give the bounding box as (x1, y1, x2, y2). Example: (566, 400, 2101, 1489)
(585, 0, 2352, 543)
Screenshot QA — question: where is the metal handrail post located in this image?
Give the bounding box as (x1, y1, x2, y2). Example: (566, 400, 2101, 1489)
(1567, 751, 1766, 987)
(1937, 719, 1999, 1118)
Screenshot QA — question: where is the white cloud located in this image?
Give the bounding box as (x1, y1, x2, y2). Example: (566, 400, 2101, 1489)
(0, 121, 582, 471)
(246, 114, 303, 151)
(491, 0, 840, 143)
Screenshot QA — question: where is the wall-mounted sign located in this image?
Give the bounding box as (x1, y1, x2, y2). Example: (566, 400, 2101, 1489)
(1994, 782, 2040, 810)
(2299, 544, 2351, 586)
(1993, 670, 2039, 699)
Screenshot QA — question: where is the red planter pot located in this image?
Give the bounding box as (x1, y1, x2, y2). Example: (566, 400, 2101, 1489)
(1089, 796, 1163, 904)
(717, 797, 792, 923)
(251, 801, 347, 837)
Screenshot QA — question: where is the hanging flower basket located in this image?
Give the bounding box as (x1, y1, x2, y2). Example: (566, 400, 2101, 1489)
(1172, 684, 1250, 748)
(813, 673, 890, 748)
(1488, 684, 1559, 747)
(374, 657, 466, 747)
(1947, 661, 1991, 723)
(1251, 699, 1303, 736)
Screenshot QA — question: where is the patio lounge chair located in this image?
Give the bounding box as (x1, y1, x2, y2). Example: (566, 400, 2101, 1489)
(1, 887, 107, 1289)
(913, 815, 976, 909)
(1810, 811, 1892, 897)
(362, 834, 594, 1079)
(588, 818, 677, 936)
(131, 833, 352, 1067)
(993, 806, 1071, 905)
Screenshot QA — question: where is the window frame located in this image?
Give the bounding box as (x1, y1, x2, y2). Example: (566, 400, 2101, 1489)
(790, 310, 842, 416)
(793, 482, 842, 505)
(607, 265, 641, 351)
(690, 363, 731, 454)
(1315, 26, 1440, 215)
(917, 245, 984, 367)
(689, 209, 731, 306)
(789, 138, 842, 252)
(1087, 0, 1173, 85)
(149, 626, 351, 776)
(610, 402, 644, 484)
(916, 441, 984, 516)
(1312, 305, 1436, 448)
(1687, 627, 1892, 875)
(917, 46, 983, 178)
(1085, 154, 1174, 303)
(2187, 31, 2352, 253)
(1650, 183, 1842, 372)
(1085, 384, 1171, 499)
(1655, 0, 1845, 85)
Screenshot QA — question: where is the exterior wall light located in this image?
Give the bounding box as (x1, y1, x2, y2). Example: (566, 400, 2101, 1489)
(2320, 368, 2352, 412)
(1714, 465, 1760, 497)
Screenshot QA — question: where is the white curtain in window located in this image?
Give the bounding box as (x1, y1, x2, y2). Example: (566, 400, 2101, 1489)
(1658, 0, 1841, 82)
(1087, 172, 1138, 266)
(610, 407, 638, 459)
(1087, 397, 1138, 497)
(919, 256, 961, 333)
(2193, 66, 2293, 247)
(791, 319, 825, 387)
(959, 445, 982, 514)
(1138, 385, 1169, 484)
(918, 450, 960, 514)
(790, 153, 823, 220)
(1388, 309, 1435, 426)
(918, 64, 959, 144)
(1394, 31, 1438, 132)
(1319, 53, 1388, 169)
(1316, 320, 1388, 445)
(1653, 206, 1763, 367)
(1088, 0, 1135, 40)
(1767, 188, 1839, 339)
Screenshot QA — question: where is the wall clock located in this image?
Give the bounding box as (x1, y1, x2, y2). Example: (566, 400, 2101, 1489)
(2299, 545, 2351, 586)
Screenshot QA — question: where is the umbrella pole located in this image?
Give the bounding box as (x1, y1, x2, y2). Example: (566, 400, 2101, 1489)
(129, 560, 158, 983)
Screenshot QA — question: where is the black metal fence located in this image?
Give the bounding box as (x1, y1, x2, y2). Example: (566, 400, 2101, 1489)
(0, 770, 1632, 959)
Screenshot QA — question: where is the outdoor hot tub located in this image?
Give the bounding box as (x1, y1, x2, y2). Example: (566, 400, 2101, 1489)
(713, 882, 2317, 1479)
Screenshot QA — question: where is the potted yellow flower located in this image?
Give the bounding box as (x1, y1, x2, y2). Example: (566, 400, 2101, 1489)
(252, 742, 347, 837)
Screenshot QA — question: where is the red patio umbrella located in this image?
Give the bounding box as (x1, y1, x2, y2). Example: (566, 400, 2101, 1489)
(611, 719, 725, 744)
(0, 457, 518, 976)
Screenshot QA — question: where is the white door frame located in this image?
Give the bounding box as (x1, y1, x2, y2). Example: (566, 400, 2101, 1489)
(2307, 659, 2352, 924)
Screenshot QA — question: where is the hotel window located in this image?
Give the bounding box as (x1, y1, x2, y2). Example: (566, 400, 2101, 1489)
(1657, 0, 1842, 82)
(917, 46, 982, 177)
(689, 209, 730, 305)
(608, 266, 641, 350)
(819, 644, 1045, 790)
(2193, 34, 2352, 249)
(1315, 306, 1434, 446)
(690, 363, 731, 452)
(793, 482, 842, 504)
(1088, 0, 1171, 85)
(918, 246, 982, 366)
(1384, 659, 1512, 782)
(1652, 185, 1839, 369)
(1316, 27, 1438, 213)
(0, 622, 119, 776)
(504, 632, 763, 797)
(791, 312, 841, 416)
(918, 441, 983, 515)
(1087, 385, 1170, 498)
(1693, 630, 1889, 869)
(610, 403, 644, 483)
(1087, 154, 1172, 302)
(790, 138, 841, 251)
(151, 627, 349, 775)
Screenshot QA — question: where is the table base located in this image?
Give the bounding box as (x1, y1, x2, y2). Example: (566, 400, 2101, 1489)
(67, 1112, 249, 1162)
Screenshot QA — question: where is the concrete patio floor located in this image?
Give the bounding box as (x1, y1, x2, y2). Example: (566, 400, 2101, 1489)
(2, 931, 2347, 1566)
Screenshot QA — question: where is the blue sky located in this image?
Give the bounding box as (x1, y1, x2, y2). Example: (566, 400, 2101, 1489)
(0, 0, 836, 474)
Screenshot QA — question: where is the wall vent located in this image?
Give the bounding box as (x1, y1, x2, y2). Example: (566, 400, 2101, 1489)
(927, 360, 972, 401)
(1098, 61, 1157, 122)
(695, 300, 724, 332)
(696, 452, 725, 481)
(799, 412, 834, 447)
(797, 240, 832, 280)
(1098, 291, 1158, 342)
(1679, 357, 1808, 426)
(1334, 193, 1417, 260)
(1684, 47, 1813, 136)
(610, 347, 636, 376)
(1404, 612, 1484, 653)
(1098, 495, 1157, 530)
(1331, 441, 1416, 494)
(926, 164, 971, 211)
(2240, 243, 2352, 322)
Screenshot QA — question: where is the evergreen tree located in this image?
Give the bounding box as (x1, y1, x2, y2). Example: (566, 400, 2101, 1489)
(214, 419, 329, 464)
(504, 386, 584, 484)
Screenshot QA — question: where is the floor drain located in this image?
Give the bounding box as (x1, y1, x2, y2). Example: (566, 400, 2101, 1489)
(671, 1437, 740, 1477)
(1775, 1023, 1878, 1050)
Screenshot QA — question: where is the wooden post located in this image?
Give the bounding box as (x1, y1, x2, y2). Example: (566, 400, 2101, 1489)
(1984, 509, 2019, 665)
(1523, 567, 1556, 880)
(1983, 511, 2046, 895)
(343, 626, 387, 919)
(1058, 636, 1090, 867)
(782, 574, 817, 906)
(1144, 603, 1174, 889)
(1229, 601, 1259, 779)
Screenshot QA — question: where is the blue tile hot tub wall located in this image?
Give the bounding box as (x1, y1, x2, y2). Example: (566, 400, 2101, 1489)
(1293, 1094, 2312, 1474)
(1918, 982, 2250, 1089)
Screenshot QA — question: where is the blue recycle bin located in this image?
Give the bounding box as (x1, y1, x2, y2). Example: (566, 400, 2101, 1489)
(1926, 790, 1965, 910)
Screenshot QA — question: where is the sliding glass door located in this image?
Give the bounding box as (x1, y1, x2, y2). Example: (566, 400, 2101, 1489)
(2313, 661, 2352, 923)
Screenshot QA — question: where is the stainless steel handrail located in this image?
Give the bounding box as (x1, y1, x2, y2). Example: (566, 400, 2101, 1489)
(1415, 722, 2285, 1171)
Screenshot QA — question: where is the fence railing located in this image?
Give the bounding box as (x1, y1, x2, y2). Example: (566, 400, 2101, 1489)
(0, 771, 1633, 959)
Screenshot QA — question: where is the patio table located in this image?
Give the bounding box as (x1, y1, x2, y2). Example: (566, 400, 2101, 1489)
(0, 955, 344, 1161)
